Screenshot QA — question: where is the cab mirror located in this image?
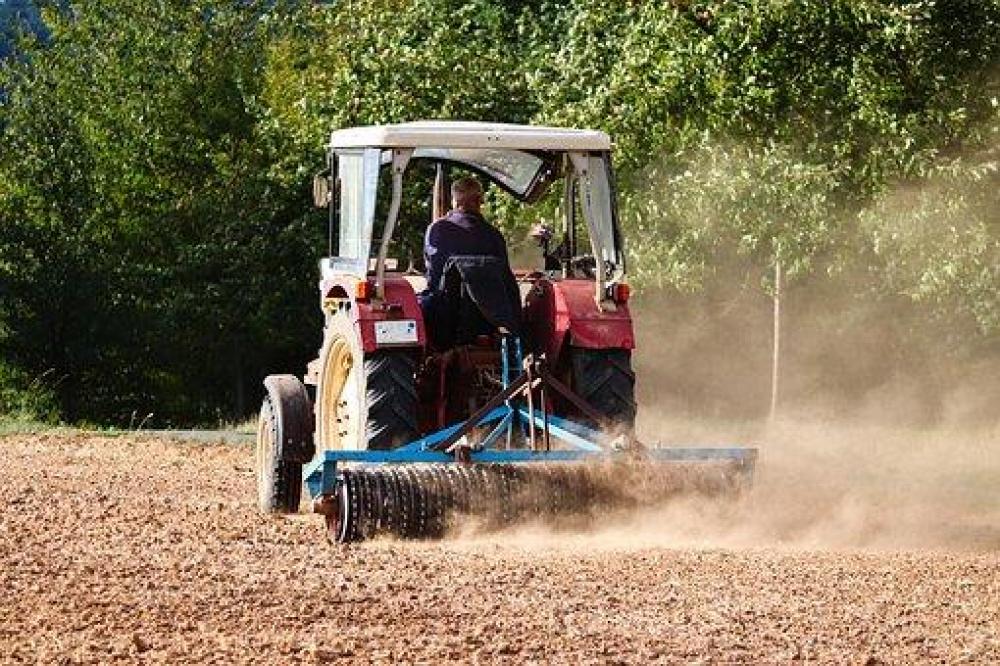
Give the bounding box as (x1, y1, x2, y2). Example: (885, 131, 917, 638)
(313, 172, 331, 208)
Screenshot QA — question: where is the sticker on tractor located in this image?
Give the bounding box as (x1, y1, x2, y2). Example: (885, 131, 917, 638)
(374, 320, 418, 345)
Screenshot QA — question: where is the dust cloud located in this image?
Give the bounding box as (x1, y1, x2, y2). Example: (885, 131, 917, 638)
(447, 417, 1000, 553)
(449, 283, 1000, 552)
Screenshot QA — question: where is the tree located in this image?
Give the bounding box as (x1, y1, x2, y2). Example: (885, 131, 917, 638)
(0, 0, 323, 424)
(2, 0, 998, 425)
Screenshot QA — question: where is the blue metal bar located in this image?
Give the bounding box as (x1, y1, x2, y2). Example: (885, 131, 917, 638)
(545, 412, 607, 443)
(319, 449, 589, 464)
(305, 445, 757, 498)
(392, 406, 509, 452)
(501, 336, 515, 447)
(318, 445, 756, 465)
(479, 409, 516, 450)
(514, 337, 529, 441)
(501, 336, 510, 388)
(516, 407, 604, 452)
(304, 458, 338, 497)
(312, 440, 755, 467)
(304, 445, 758, 499)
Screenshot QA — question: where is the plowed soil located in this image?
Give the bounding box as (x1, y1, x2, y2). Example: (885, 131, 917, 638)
(1, 432, 998, 664)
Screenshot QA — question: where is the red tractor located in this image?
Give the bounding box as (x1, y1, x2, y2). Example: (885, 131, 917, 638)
(256, 122, 754, 541)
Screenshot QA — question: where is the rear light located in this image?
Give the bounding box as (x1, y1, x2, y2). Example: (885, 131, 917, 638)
(609, 282, 630, 304)
(355, 280, 374, 301)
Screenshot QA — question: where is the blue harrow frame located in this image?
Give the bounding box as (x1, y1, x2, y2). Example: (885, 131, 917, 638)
(304, 339, 758, 502)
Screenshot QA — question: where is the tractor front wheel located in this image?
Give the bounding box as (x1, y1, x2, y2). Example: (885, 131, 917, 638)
(256, 396, 303, 514)
(317, 320, 419, 451)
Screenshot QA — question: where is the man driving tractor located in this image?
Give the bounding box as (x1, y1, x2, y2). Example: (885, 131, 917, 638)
(419, 176, 521, 349)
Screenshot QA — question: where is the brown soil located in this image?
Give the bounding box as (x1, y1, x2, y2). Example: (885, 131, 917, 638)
(1, 432, 998, 664)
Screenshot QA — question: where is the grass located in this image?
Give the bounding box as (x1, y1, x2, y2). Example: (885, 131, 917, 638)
(219, 414, 258, 435)
(0, 414, 71, 436)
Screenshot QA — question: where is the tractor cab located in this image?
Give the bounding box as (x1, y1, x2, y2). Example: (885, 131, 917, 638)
(314, 121, 627, 303)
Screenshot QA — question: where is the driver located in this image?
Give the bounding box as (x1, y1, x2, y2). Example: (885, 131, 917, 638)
(423, 177, 511, 288)
(420, 177, 518, 346)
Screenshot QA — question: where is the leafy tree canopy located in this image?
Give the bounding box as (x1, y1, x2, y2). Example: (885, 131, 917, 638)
(1, 0, 997, 424)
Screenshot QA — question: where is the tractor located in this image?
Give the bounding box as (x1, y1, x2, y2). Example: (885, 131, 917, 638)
(256, 121, 756, 542)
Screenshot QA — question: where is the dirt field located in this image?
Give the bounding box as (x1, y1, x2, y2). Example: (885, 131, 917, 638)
(2, 431, 999, 664)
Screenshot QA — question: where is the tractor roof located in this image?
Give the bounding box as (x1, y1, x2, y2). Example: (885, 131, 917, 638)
(329, 121, 611, 151)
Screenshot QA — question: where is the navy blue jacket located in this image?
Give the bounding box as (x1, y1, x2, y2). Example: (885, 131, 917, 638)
(423, 210, 511, 290)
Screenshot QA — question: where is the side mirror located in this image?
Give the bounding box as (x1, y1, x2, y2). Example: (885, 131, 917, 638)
(313, 172, 331, 208)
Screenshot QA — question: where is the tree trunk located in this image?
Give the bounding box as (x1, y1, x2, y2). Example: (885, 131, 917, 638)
(770, 260, 782, 421)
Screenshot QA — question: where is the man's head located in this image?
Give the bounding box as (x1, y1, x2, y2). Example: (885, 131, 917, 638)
(451, 176, 483, 213)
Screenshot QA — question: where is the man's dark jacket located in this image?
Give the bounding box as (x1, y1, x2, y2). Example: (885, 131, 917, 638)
(420, 209, 520, 347)
(423, 209, 509, 289)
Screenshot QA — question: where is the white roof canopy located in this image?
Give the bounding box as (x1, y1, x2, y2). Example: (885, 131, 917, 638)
(329, 121, 612, 151)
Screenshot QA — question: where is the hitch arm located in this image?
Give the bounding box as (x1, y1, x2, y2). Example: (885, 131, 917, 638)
(430, 372, 530, 454)
(535, 366, 611, 431)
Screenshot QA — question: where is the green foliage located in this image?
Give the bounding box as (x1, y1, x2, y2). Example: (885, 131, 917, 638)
(520, 0, 1000, 333)
(1, 0, 998, 425)
(522, 2, 709, 169)
(262, 0, 536, 153)
(860, 153, 1000, 335)
(0, 362, 58, 423)
(623, 141, 841, 291)
(0, 1, 323, 425)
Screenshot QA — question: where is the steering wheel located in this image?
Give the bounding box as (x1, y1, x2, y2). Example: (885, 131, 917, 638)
(571, 255, 597, 279)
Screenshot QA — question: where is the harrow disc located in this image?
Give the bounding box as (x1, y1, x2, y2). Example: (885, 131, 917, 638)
(322, 460, 748, 543)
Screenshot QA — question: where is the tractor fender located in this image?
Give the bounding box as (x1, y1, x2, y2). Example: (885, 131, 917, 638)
(262, 374, 315, 464)
(523, 278, 635, 366)
(319, 275, 427, 354)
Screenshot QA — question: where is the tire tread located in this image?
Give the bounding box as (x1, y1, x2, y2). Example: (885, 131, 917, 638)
(258, 396, 302, 514)
(365, 351, 419, 450)
(570, 347, 637, 431)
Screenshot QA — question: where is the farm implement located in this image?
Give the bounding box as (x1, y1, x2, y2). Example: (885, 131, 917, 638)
(256, 122, 758, 542)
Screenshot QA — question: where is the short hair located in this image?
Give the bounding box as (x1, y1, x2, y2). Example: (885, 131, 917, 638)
(451, 176, 483, 207)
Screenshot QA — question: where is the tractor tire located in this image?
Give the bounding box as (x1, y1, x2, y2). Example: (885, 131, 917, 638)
(570, 347, 637, 434)
(262, 374, 315, 463)
(364, 351, 420, 450)
(256, 395, 302, 514)
(316, 313, 420, 451)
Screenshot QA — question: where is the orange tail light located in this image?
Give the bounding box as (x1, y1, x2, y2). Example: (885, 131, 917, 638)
(355, 280, 374, 301)
(611, 282, 630, 304)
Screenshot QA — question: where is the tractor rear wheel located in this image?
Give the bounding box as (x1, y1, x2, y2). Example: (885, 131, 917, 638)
(317, 314, 419, 451)
(570, 347, 637, 434)
(256, 396, 303, 513)
(364, 352, 420, 450)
